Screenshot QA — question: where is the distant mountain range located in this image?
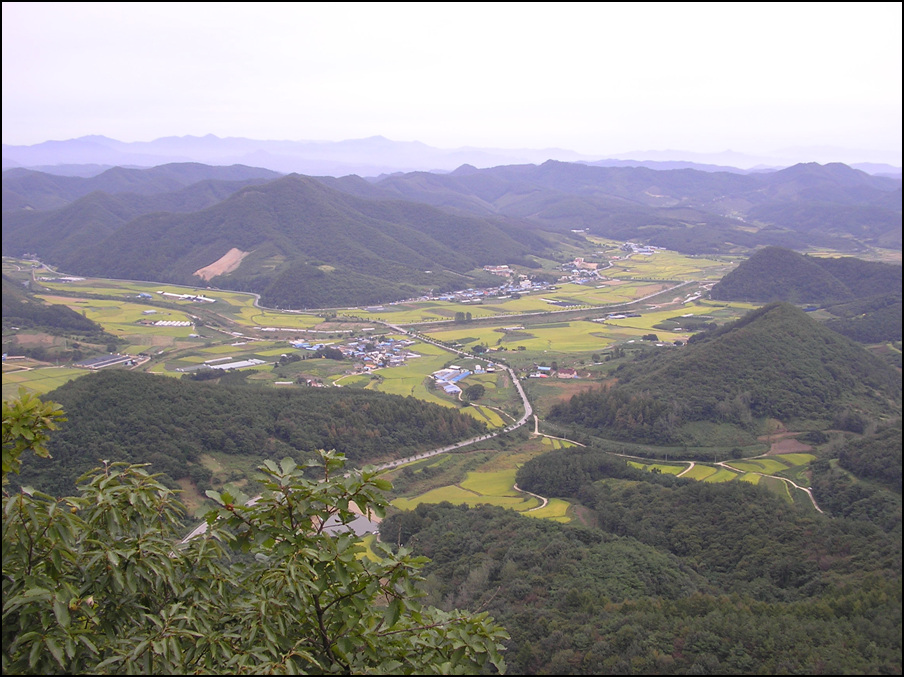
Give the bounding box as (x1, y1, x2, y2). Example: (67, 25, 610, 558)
(3, 134, 901, 178)
(3, 160, 901, 309)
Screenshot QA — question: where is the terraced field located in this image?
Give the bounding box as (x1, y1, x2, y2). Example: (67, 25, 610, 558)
(625, 453, 819, 510)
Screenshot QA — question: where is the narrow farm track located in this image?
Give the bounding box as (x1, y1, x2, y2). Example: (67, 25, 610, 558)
(677, 461, 695, 477)
(513, 483, 548, 512)
(718, 460, 823, 512)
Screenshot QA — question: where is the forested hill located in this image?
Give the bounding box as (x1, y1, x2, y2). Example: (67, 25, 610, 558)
(12, 370, 487, 496)
(2, 178, 281, 264)
(7, 174, 549, 309)
(549, 302, 902, 444)
(710, 246, 902, 304)
(710, 247, 903, 342)
(384, 467, 901, 674)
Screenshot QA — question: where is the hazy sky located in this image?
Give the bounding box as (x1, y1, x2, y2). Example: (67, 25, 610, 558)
(3, 2, 902, 163)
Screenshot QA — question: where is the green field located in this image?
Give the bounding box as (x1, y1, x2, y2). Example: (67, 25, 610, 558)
(628, 461, 687, 475)
(727, 458, 795, 475)
(605, 250, 733, 281)
(703, 468, 741, 483)
(540, 437, 577, 449)
(2, 366, 88, 399)
(390, 465, 576, 521)
(391, 484, 534, 511)
(462, 405, 506, 428)
(681, 465, 718, 481)
(523, 498, 571, 522)
(461, 468, 521, 497)
(36, 295, 197, 337)
(426, 320, 620, 354)
(626, 455, 818, 508)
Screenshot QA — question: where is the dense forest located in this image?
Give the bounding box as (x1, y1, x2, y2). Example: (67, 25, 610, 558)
(11, 370, 486, 496)
(548, 303, 902, 445)
(383, 440, 901, 674)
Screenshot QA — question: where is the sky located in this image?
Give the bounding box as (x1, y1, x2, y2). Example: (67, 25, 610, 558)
(2, 2, 902, 165)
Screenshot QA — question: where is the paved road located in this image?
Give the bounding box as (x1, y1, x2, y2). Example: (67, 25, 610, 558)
(181, 321, 534, 543)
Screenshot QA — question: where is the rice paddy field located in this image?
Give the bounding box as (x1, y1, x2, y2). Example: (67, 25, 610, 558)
(626, 453, 820, 509)
(605, 250, 735, 281)
(390, 465, 573, 522)
(385, 444, 574, 523)
(35, 294, 198, 339)
(462, 405, 507, 429)
(341, 248, 735, 326)
(424, 320, 619, 354)
(540, 437, 577, 450)
(33, 276, 323, 330)
(2, 364, 87, 399)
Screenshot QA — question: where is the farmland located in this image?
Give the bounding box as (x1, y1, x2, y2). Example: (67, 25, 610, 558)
(623, 453, 821, 510)
(0, 243, 850, 523)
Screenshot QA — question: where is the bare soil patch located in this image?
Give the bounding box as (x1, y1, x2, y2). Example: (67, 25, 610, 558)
(8, 333, 61, 348)
(758, 430, 813, 455)
(194, 248, 251, 281)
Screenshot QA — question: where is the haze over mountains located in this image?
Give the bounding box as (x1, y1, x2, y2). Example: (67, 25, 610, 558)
(3, 134, 901, 178)
(3, 155, 901, 309)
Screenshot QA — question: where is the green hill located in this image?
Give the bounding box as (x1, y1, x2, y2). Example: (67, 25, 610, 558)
(12, 369, 487, 496)
(548, 303, 902, 444)
(383, 481, 900, 674)
(710, 247, 857, 304)
(711, 246, 902, 305)
(710, 247, 902, 342)
(2, 178, 283, 263)
(27, 174, 549, 308)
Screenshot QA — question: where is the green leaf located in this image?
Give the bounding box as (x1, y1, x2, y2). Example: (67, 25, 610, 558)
(383, 598, 402, 629)
(53, 596, 71, 628)
(45, 636, 65, 668)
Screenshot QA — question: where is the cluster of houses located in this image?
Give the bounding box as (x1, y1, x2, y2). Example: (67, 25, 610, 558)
(291, 336, 423, 372)
(431, 362, 494, 395)
(427, 276, 554, 305)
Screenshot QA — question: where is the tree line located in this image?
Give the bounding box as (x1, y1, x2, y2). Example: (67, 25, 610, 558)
(11, 370, 487, 497)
